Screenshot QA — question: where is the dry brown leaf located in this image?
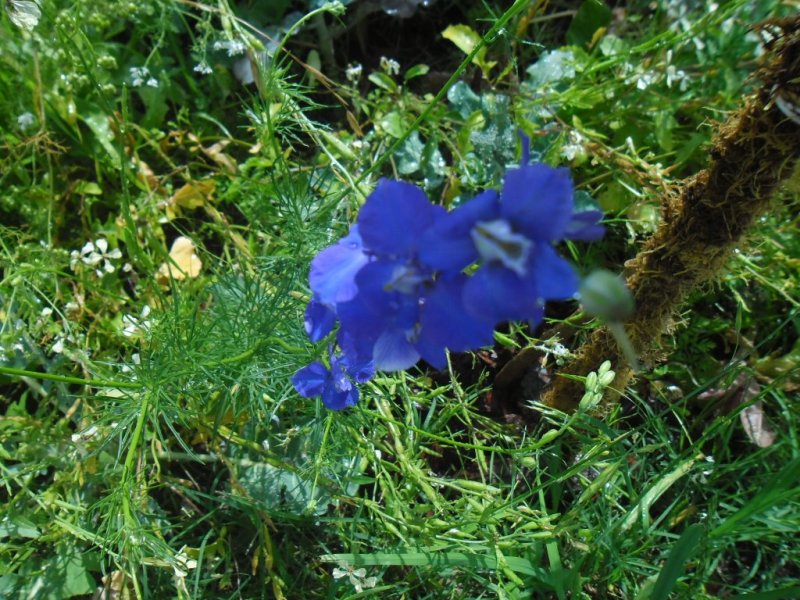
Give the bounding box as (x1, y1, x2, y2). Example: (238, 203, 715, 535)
(156, 236, 202, 283)
(740, 400, 777, 448)
(203, 141, 237, 174)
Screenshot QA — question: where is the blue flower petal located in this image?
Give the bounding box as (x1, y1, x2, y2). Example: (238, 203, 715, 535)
(463, 263, 540, 325)
(309, 226, 369, 306)
(338, 331, 375, 384)
(291, 361, 329, 398)
(357, 179, 445, 257)
(373, 329, 420, 371)
(419, 276, 495, 353)
(564, 210, 605, 241)
(501, 164, 574, 242)
(322, 385, 358, 410)
(304, 300, 336, 342)
(532, 244, 579, 300)
(418, 190, 499, 273)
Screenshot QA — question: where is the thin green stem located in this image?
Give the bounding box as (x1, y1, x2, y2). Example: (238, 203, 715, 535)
(0, 366, 139, 389)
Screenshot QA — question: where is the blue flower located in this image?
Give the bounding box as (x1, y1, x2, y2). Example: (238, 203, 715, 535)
(292, 348, 373, 410)
(309, 225, 369, 309)
(294, 165, 604, 409)
(420, 163, 601, 326)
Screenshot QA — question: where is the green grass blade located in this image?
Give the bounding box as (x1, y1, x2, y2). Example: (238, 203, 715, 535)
(650, 524, 705, 600)
(710, 457, 800, 539)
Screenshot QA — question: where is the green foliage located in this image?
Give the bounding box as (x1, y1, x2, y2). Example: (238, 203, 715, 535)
(1, 0, 798, 598)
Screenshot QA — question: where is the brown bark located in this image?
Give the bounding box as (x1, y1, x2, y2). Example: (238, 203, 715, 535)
(542, 17, 800, 411)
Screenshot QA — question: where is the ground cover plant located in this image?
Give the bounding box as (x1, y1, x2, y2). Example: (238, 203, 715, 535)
(1, 0, 798, 598)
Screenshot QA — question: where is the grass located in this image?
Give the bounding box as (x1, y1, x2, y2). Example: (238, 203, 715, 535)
(1, 0, 799, 598)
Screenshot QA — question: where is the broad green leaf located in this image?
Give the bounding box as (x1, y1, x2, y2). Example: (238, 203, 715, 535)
(442, 24, 496, 77)
(442, 24, 482, 58)
(378, 111, 406, 138)
(395, 131, 425, 174)
(447, 81, 481, 119)
(0, 514, 40, 540)
(368, 71, 398, 93)
(404, 64, 430, 81)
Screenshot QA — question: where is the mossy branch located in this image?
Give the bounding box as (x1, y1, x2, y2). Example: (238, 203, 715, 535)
(543, 16, 800, 411)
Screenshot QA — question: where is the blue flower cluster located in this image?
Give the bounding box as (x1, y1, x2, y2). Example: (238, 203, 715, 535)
(292, 162, 604, 410)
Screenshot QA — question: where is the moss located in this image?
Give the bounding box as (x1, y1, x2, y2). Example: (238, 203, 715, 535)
(542, 16, 800, 411)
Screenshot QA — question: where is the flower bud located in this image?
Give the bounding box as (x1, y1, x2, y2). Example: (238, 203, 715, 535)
(579, 270, 634, 322)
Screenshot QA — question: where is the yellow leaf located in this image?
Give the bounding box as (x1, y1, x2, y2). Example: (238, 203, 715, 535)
(170, 180, 216, 210)
(157, 236, 202, 283)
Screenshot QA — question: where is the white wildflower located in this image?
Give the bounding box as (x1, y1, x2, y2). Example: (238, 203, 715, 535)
(145, 77, 159, 88)
(213, 39, 247, 57)
(6, 0, 41, 31)
(71, 425, 99, 444)
(51, 336, 65, 354)
(635, 71, 658, 90)
(194, 62, 213, 75)
(129, 66, 151, 88)
(332, 562, 378, 593)
(379, 56, 400, 76)
(561, 130, 586, 161)
(173, 547, 198, 579)
(664, 50, 689, 91)
(345, 63, 363, 83)
(121, 305, 152, 338)
(17, 111, 36, 131)
(70, 238, 123, 277)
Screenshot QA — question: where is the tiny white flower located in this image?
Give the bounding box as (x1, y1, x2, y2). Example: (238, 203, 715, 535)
(17, 111, 36, 131)
(129, 66, 151, 88)
(345, 63, 363, 83)
(173, 547, 198, 579)
(51, 337, 65, 354)
(635, 71, 657, 90)
(214, 39, 247, 57)
(71, 239, 123, 277)
(146, 77, 159, 88)
(332, 562, 377, 593)
(122, 305, 152, 338)
(71, 425, 100, 445)
(40, 307, 53, 317)
(380, 56, 400, 76)
(561, 130, 586, 161)
(194, 62, 213, 75)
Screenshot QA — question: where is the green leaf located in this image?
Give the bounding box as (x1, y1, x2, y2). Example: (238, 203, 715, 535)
(395, 131, 425, 175)
(74, 180, 103, 195)
(79, 110, 121, 169)
(404, 64, 430, 81)
(442, 24, 482, 59)
(442, 24, 496, 77)
(619, 456, 699, 532)
(320, 550, 555, 586)
(447, 81, 481, 119)
(0, 514, 40, 540)
(378, 111, 406, 138)
(566, 0, 612, 47)
(368, 71, 398, 93)
(526, 49, 579, 88)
